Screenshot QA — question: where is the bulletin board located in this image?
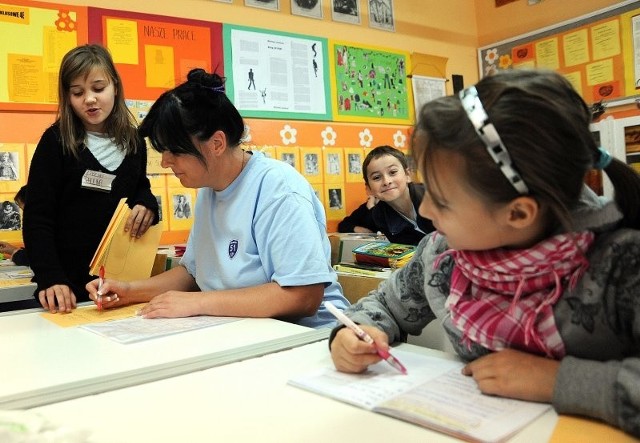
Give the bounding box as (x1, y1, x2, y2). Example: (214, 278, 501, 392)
(88, 8, 223, 100)
(223, 24, 331, 121)
(329, 40, 413, 124)
(0, 0, 88, 111)
(478, 0, 640, 104)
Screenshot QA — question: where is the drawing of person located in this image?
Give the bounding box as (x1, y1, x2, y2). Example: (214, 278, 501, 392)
(327, 154, 340, 174)
(174, 194, 191, 219)
(313, 59, 318, 77)
(305, 154, 318, 175)
(260, 88, 267, 104)
(0, 201, 21, 230)
(248, 68, 256, 90)
(348, 154, 361, 174)
(0, 152, 18, 181)
(328, 189, 342, 209)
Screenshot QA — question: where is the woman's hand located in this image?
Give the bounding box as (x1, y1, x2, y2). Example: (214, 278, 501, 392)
(0, 241, 18, 256)
(330, 324, 389, 373)
(462, 349, 560, 402)
(125, 204, 156, 238)
(38, 284, 76, 313)
(138, 291, 203, 318)
(86, 278, 132, 309)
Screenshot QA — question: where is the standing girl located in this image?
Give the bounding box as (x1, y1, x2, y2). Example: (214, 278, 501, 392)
(24, 44, 158, 313)
(329, 69, 640, 437)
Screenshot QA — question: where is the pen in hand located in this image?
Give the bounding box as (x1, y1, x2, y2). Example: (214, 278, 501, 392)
(325, 301, 407, 375)
(97, 265, 105, 311)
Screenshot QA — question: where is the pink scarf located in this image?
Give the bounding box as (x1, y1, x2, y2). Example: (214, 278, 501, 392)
(439, 232, 594, 358)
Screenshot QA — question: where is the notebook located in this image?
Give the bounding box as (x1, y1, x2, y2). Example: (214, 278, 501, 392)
(288, 350, 550, 443)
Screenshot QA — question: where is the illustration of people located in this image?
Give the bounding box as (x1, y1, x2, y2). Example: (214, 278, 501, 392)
(155, 195, 163, 222)
(327, 153, 340, 175)
(0, 201, 20, 230)
(260, 88, 267, 104)
(248, 68, 256, 90)
(173, 194, 191, 219)
(305, 154, 319, 175)
(313, 59, 318, 77)
(328, 189, 342, 209)
(348, 154, 361, 174)
(0, 152, 18, 181)
(281, 153, 295, 168)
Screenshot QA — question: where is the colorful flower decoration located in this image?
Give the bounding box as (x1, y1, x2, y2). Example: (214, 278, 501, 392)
(55, 10, 76, 32)
(359, 128, 373, 148)
(499, 54, 512, 70)
(321, 126, 337, 146)
(393, 130, 406, 148)
(280, 124, 297, 146)
(241, 124, 252, 143)
(484, 48, 498, 65)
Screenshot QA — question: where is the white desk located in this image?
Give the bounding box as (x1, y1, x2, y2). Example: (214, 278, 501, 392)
(31, 341, 558, 443)
(0, 309, 328, 409)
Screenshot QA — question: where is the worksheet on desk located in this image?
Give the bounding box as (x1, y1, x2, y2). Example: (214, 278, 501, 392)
(81, 315, 241, 344)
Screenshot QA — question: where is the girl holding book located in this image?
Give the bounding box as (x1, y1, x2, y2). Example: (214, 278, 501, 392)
(86, 68, 348, 328)
(24, 44, 158, 313)
(337, 145, 434, 245)
(329, 69, 640, 437)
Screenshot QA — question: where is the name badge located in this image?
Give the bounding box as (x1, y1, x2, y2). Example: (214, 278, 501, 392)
(81, 170, 116, 192)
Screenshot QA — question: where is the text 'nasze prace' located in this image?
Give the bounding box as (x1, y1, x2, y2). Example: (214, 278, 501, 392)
(143, 26, 195, 40)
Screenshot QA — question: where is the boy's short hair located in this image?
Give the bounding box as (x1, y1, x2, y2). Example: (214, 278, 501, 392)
(362, 145, 408, 184)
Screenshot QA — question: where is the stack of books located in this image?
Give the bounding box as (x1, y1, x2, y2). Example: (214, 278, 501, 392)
(352, 241, 416, 269)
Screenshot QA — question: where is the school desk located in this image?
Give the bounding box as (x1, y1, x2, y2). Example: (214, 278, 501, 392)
(30, 340, 560, 443)
(0, 307, 328, 410)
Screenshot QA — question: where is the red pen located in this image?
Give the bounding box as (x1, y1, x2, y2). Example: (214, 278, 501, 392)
(97, 265, 105, 311)
(325, 301, 407, 375)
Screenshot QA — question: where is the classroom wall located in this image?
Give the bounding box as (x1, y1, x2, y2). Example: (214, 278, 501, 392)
(0, 0, 629, 240)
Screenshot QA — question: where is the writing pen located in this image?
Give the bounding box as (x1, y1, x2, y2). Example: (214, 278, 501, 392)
(97, 265, 105, 311)
(325, 301, 407, 375)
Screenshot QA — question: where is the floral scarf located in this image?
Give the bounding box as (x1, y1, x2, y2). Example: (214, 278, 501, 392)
(440, 231, 595, 358)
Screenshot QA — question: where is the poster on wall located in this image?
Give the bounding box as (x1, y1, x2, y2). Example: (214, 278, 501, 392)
(0, 0, 88, 111)
(223, 24, 331, 120)
(88, 8, 223, 101)
(329, 40, 413, 124)
(411, 75, 446, 119)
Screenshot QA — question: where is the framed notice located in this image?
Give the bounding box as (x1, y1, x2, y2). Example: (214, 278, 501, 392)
(224, 24, 331, 120)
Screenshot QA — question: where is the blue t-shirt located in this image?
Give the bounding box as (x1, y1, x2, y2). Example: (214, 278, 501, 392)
(181, 151, 349, 328)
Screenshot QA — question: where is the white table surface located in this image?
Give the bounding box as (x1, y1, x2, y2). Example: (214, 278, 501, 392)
(0, 308, 326, 409)
(30, 340, 558, 443)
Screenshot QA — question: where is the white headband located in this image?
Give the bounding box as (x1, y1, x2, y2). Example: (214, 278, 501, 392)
(459, 86, 529, 195)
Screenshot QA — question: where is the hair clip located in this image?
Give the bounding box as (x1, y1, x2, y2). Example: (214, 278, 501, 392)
(459, 86, 529, 195)
(204, 85, 225, 93)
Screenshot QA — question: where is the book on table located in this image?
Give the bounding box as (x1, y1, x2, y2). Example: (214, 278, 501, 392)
(89, 198, 163, 281)
(333, 262, 392, 278)
(352, 241, 415, 269)
(288, 349, 550, 443)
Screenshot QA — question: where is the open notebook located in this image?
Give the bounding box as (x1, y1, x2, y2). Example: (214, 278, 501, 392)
(89, 198, 162, 281)
(288, 350, 550, 443)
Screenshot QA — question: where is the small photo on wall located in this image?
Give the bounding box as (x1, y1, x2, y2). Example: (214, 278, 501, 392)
(169, 188, 197, 231)
(245, 0, 280, 11)
(345, 147, 364, 183)
(323, 147, 344, 184)
(300, 147, 324, 184)
(0, 144, 25, 193)
(0, 197, 21, 231)
(367, 0, 394, 32)
(276, 146, 300, 172)
(291, 0, 323, 19)
(331, 0, 360, 24)
(325, 184, 346, 220)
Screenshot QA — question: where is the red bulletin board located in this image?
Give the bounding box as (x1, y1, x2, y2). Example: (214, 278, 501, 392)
(0, 0, 88, 111)
(87, 8, 223, 101)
